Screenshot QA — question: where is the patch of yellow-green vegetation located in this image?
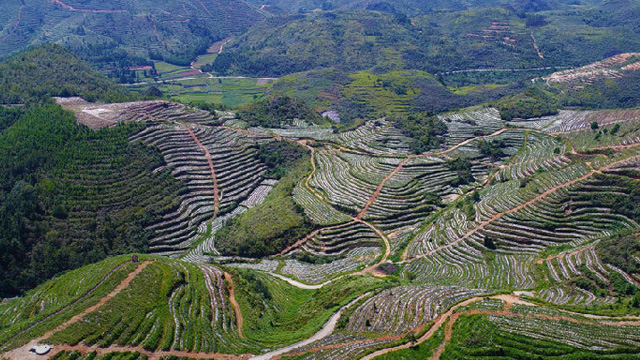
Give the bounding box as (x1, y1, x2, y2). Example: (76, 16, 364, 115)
(192, 53, 218, 69)
(450, 84, 506, 95)
(271, 69, 342, 111)
(216, 158, 315, 257)
(153, 61, 189, 75)
(234, 270, 383, 348)
(128, 77, 271, 107)
(342, 70, 428, 116)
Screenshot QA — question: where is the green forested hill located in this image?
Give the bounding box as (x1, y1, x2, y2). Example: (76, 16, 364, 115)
(244, 0, 601, 16)
(0, 45, 185, 298)
(212, 5, 640, 77)
(0, 0, 263, 67)
(210, 10, 416, 77)
(0, 104, 184, 298)
(0, 45, 130, 104)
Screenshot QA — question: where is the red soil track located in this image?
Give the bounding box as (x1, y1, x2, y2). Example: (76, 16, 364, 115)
(357, 129, 509, 221)
(178, 123, 220, 219)
(223, 272, 245, 339)
(197, 0, 215, 18)
(51, 0, 126, 13)
(42, 261, 153, 341)
(535, 244, 596, 264)
(357, 158, 410, 220)
(1, 261, 153, 360)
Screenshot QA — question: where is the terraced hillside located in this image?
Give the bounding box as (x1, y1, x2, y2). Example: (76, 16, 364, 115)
(3, 96, 640, 360)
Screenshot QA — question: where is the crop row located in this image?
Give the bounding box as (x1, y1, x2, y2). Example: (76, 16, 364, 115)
(297, 221, 380, 256)
(404, 252, 537, 289)
(331, 119, 412, 155)
(47, 260, 253, 353)
(346, 285, 487, 335)
(280, 247, 381, 283)
(438, 107, 504, 146)
(130, 123, 268, 255)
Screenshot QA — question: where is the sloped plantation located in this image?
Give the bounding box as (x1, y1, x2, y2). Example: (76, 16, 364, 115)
(3, 94, 640, 360)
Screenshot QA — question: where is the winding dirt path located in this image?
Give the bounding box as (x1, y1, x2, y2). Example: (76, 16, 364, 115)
(45, 344, 248, 360)
(197, 0, 215, 18)
(354, 218, 392, 271)
(299, 140, 327, 202)
(530, 31, 544, 59)
(357, 158, 410, 220)
(358, 293, 640, 360)
(251, 293, 370, 360)
(359, 296, 485, 360)
(357, 128, 510, 221)
(224, 272, 244, 338)
(276, 222, 354, 256)
(42, 261, 153, 340)
(131, 112, 220, 220)
(179, 123, 220, 218)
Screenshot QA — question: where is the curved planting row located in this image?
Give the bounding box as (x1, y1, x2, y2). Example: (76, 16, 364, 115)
(116, 101, 221, 125)
(537, 286, 616, 306)
(182, 179, 278, 263)
(0, 257, 134, 348)
(404, 252, 537, 289)
(292, 183, 351, 225)
(309, 152, 379, 214)
(295, 221, 381, 256)
(292, 337, 396, 360)
(364, 157, 479, 232)
(407, 162, 604, 259)
(495, 132, 570, 182)
(331, 119, 412, 155)
(437, 301, 640, 359)
(438, 107, 505, 146)
(514, 109, 640, 133)
(536, 246, 619, 305)
(345, 285, 488, 335)
(268, 126, 334, 141)
(46, 260, 253, 354)
(489, 309, 640, 350)
(279, 247, 381, 284)
(446, 128, 525, 161)
(130, 123, 269, 255)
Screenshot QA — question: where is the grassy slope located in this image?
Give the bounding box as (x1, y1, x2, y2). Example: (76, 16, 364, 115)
(234, 270, 385, 347)
(216, 157, 315, 257)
